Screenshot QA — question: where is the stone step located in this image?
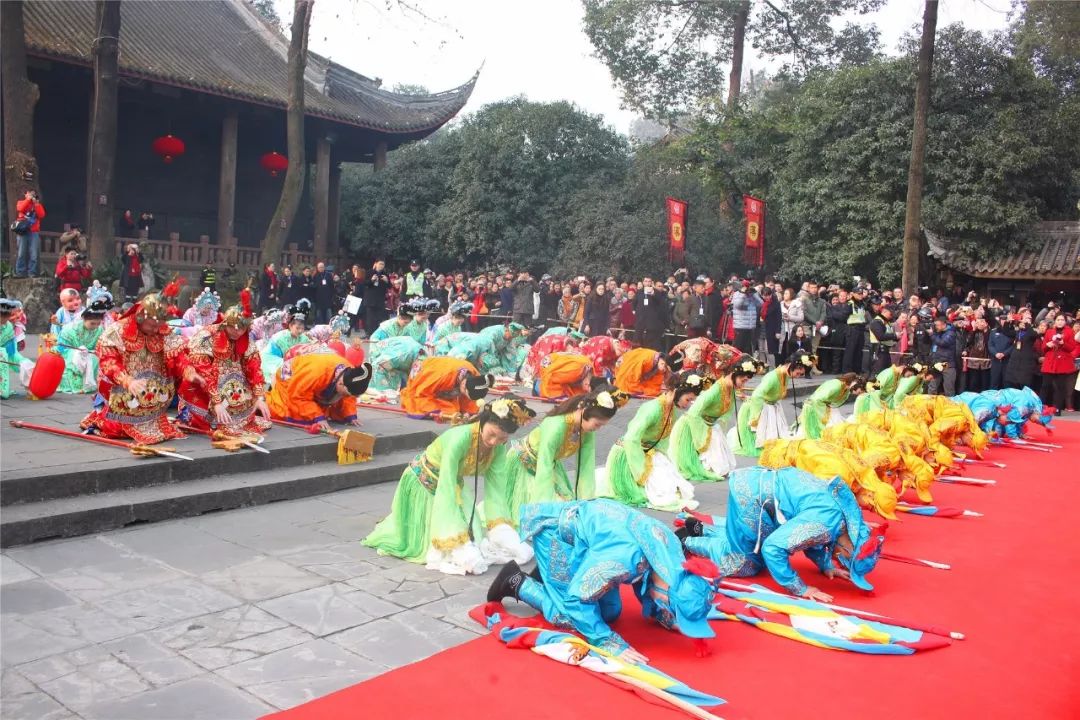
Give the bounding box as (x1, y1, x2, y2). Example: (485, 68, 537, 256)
(0, 448, 417, 547)
(0, 426, 435, 506)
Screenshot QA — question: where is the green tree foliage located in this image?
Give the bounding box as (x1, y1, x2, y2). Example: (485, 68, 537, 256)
(250, 0, 282, 30)
(580, 0, 884, 118)
(1012, 0, 1080, 92)
(680, 25, 1079, 285)
(339, 99, 738, 277)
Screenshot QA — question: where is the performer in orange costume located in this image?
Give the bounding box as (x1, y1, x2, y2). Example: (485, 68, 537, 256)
(81, 293, 186, 444)
(400, 356, 493, 417)
(267, 350, 372, 431)
(613, 347, 668, 398)
(536, 352, 594, 399)
(176, 305, 272, 436)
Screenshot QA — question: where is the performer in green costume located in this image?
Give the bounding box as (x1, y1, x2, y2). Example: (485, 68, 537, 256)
(731, 350, 816, 457)
(798, 373, 868, 439)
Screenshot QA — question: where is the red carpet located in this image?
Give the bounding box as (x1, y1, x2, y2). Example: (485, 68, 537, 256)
(265, 423, 1080, 720)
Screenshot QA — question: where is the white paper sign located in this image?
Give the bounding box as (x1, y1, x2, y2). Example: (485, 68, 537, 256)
(343, 295, 363, 315)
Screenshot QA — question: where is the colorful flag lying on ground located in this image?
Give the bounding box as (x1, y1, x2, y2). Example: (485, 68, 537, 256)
(896, 502, 982, 518)
(709, 585, 951, 654)
(472, 603, 725, 710)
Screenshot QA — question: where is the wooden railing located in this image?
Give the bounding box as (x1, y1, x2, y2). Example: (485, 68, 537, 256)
(36, 230, 344, 275)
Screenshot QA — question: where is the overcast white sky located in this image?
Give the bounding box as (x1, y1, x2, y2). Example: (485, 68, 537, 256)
(278, 0, 1015, 135)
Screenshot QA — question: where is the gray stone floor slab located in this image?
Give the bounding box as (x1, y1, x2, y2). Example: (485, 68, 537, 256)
(277, 543, 382, 582)
(0, 556, 39, 585)
(214, 638, 383, 710)
(0, 688, 75, 720)
(92, 578, 242, 628)
(0, 579, 78, 615)
(256, 582, 402, 637)
(328, 610, 475, 668)
(151, 605, 312, 671)
(109, 525, 263, 575)
(79, 675, 273, 720)
(199, 556, 329, 602)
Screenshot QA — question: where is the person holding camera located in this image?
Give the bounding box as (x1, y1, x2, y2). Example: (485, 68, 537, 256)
(842, 285, 869, 374)
(120, 243, 144, 304)
(13, 189, 45, 278)
(731, 280, 762, 355)
(1039, 313, 1076, 415)
(512, 271, 538, 326)
(138, 212, 155, 238)
(54, 246, 93, 293)
(1004, 311, 1038, 390)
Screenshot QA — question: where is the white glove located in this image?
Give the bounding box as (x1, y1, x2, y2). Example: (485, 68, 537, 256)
(482, 523, 534, 566)
(449, 542, 489, 575)
(18, 360, 34, 387)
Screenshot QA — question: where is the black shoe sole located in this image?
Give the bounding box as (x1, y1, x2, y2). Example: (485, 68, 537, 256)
(486, 560, 523, 602)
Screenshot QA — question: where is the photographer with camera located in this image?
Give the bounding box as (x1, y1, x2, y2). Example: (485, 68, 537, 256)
(731, 280, 763, 355)
(842, 283, 869, 373)
(928, 315, 959, 395)
(1040, 313, 1076, 416)
(54, 246, 93, 293)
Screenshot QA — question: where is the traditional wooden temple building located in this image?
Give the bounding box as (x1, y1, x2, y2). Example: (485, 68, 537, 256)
(925, 221, 1080, 306)
(18, 0, 475, 272)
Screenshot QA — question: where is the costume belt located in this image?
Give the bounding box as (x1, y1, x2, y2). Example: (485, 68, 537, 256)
(408, 453, 440, 494)
(517, 440, 539, 475)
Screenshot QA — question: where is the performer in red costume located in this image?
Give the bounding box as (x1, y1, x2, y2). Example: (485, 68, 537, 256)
(176, 305, 272, 435)
(80, 293, 186, 444)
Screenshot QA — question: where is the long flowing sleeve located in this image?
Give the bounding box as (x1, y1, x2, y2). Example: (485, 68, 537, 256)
(481, 446, 513, 530)
(621, 400, 662, 482)
(328, 395, 358, 422)
(529, 417, 572, 503)
(575, 429, 598, 499)
(429, 428, 472, 551)
(759, 518, 834, 595)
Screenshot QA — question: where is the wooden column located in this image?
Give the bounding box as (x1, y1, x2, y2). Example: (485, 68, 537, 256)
(327, 163, 342, 255)
(216, 109, 238, 246)
(313, 136, 331, 259)
(374, 140, 387, 171)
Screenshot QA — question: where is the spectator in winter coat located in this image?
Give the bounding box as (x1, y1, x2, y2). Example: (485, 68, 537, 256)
(730, 282, 763, 354)
(312, 262, 335, 324)
(259, 263, 279, 310)
(14, 190, 45, 277)
(633, 278, 669, 351)
(363, 261, 390, 333)
(279, 266, 298, 306)
(760, 287, 782, 365)
(1040, 314, 1076, 414)
(618, 288, 637, 334)
(672, 290, 692, 338)
(512, 273, 538, 325)
(779, 288, 805, 359)
(800, 285, 827, 354)
(929, 317, 958, 395)
(987, 320, 1014, 390)
(686, 278, 710, 339)
(582, 284, 611, 337)
(54, 247, 92, 293)
(119, 243, 144, 303)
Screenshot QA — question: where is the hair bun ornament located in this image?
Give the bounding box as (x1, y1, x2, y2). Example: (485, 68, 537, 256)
(490, 398, 511, 419)
(686, 374, 703, 387)
(596, 391, 615, 410)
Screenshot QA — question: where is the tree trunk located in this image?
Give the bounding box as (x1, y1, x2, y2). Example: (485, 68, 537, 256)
(261, 0, 313, 266)
(901, 0, 938, 298)
(1, 1, 41, 240)
(86, 0, 121, 270)
(726, 0, 751, 108)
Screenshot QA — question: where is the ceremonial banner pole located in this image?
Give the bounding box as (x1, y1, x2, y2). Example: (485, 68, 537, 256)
(937, 475, 996, 486)
(174, 422, 270, 454)
(610, 675, 725, 720)
(9, 420, 193, 460)
(880, 552, 951, 570)
(718, 580, 965, 639)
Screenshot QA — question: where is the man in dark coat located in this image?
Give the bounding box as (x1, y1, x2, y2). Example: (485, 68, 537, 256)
(633, 277, 669, 351)
(363, 260, 390, 335)
(312, 261, 335, 324)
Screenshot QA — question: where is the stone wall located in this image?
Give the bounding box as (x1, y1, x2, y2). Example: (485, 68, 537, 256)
(4, 277, 57, 333)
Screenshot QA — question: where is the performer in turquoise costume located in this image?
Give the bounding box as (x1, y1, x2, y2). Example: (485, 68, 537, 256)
(432, 331, 493, 368)
(368, 336, 425, 392)
(486, 498, 719, 663)
(57, 296, 112, 393)
(260, 304, 311, 386)
(370, 300, 430, 344)
(0, 298, 33, 399)
(477, 323, 531, 376)
(680, 466, 886, 603)
(429, 301, 471, 345)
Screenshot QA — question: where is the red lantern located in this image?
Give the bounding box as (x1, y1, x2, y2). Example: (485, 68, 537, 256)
(260, 151, 289, 177)
(152, 134, 185, 163)
(26, 351, 65, 400)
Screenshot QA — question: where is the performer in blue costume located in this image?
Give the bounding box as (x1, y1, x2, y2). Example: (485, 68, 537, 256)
(477, 323, 531, 376)
(368, 336, 425, 392)
(953, 391, 1003, 435)
(680, 466, 887, 604)
(996, 386, 1055, 436)
(486, 499, 719, 664)
(370, 300, 430, 344)
(432, 331, 493, 367)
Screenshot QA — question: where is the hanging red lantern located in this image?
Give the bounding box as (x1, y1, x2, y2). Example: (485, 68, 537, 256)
(152, 134, 185, 163)
(260, 151, 289, 177)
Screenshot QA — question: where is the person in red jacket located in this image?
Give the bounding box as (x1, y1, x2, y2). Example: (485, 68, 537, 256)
(1040, 313, 1076, 416)
(54, 247, 93, 293)
(14, 189, 45, 277)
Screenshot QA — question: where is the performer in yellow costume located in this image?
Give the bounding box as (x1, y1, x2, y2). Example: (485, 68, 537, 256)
(536, 352, 594, 399)
(400, 356, 492, 418)
(267, 350, 372, 430)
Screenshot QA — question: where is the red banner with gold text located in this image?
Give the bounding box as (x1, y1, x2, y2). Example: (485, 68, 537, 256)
(743, 194, 765, 268)
(666, 197, 688, 265)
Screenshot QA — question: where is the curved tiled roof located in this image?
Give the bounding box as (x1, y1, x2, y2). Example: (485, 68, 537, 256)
(23, 0, 475, 134)
(926, 222, 1080, 279)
